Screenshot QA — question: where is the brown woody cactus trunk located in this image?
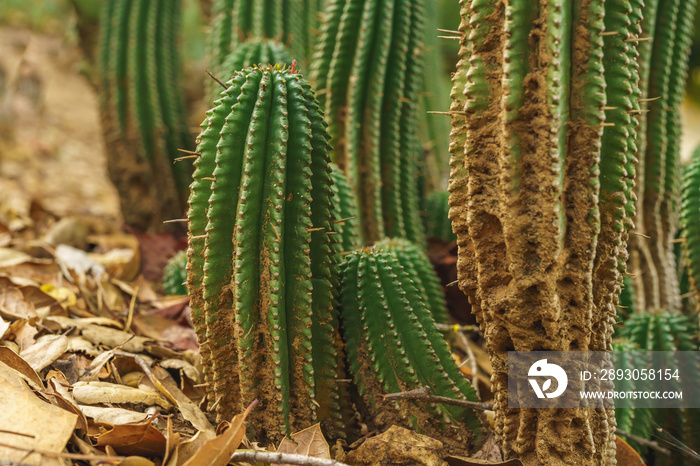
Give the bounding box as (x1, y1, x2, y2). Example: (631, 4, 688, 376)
(448, 0, 646, 464)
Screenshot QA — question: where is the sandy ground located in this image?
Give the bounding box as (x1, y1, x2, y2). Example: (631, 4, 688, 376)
(0, 26, 120, 221)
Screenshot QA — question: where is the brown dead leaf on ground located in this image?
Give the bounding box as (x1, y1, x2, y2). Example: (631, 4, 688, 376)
(346, 425, 445, 466)
(615, 436, 645, 466)
(92, 416, 167, 457)
(277, 423, 331, 465)
(178, 401, 255, 466)
(0, 361, 77, 465)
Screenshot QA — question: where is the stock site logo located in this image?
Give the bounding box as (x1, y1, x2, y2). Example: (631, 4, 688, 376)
(528, 359, 568, 399)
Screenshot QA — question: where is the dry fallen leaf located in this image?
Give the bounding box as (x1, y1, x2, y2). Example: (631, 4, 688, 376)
(277, 423, 331, 465)
(72, 381, 172, 409)
(93, 416, 168, 457)
(80, 405, 152, 424)
(346, 425, 444, 466)
(615, 435, 645, 466)
(0, 346, 44, 389)
(19, 333, 69, 371)
(180, 401, 255, 466)
(0, 360, 77, 466)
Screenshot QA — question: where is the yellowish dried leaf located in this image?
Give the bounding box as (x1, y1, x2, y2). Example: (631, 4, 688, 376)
(0, 361, 77, 466)
(72, 381, 172, 409)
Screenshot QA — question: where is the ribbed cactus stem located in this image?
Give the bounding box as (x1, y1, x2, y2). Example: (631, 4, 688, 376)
(340, 247, 480, 448)
(373, 238, 450, 326)
(98, 0, 192, 231)
(186, 65, 346, 442)
(310, 0, 425, 244)
(681, 145, 700, 311)
(206, 0, 325, 97)
(630, 0, 697, 313)
(447, 0, 648, 463)
(329, 164, 362, 256)
(211, 39, 292, 101)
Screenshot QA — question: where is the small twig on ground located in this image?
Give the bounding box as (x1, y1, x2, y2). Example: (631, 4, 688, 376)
(458, 331, 480, 398)
(615, 428, 671, 456)
(230, 451, 350, 466)
(383, 386, 494, 411)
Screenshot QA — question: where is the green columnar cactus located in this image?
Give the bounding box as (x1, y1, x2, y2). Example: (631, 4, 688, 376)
(162, 250, 188, 296)
(330, 164, 362, 256)
(418, 0, 453, 193)
(310, 0, 425, 245)
(374, 238, 450, 326)
(681, 145, 700, 311)
(448, 0, 649, 463)
(186, 65, 346, 441)
(206, 0, 324, 93)
(628, 0, 697, 312)
(339, 246, 480, 447)
(98, 0, 193, 232)
(424, 190, 457, 243)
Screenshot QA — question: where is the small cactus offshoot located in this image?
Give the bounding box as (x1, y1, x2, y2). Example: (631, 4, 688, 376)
(162, 250, 187, 296)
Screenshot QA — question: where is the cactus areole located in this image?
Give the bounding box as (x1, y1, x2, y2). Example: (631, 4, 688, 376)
(186, 64, 347, 442)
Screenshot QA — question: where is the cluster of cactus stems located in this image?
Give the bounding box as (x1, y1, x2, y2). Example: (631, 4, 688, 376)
(186, 65, 349, 442)
(681, 144, 700, 311)
(339, 245, 480, 446)
(206, 0, 324, 97)
(628, 0, 697, 313)
(445, 0, 674, 462)
(310, 0, 425, 245)
(98, 0, 193, 231)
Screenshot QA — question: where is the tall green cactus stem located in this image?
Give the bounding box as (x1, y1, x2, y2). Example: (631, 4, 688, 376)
(418, 0, 453, 193)
(211, 40, 292, 101)
(206, 0, 325, 96)
(330, 164, 362, 256)
(340, 247, 480, 448)
(374, 238, 450, 326)
(186, 65, 346, 441)
(424, 190, 457, 243)
(98, 0, 193, 232)
(310, 0, 425, 244)
(681, 145, 700, 311)
(629, 0, 697, 312)
(447, 0, 651, 463)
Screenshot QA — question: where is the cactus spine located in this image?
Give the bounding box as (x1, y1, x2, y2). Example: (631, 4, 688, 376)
(447, 0, 654, 463)
(340, 246, 480, 446)
(98, 0, 193, 231)
(186, 65, 345, 441)
(310, 0, 425, 244)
